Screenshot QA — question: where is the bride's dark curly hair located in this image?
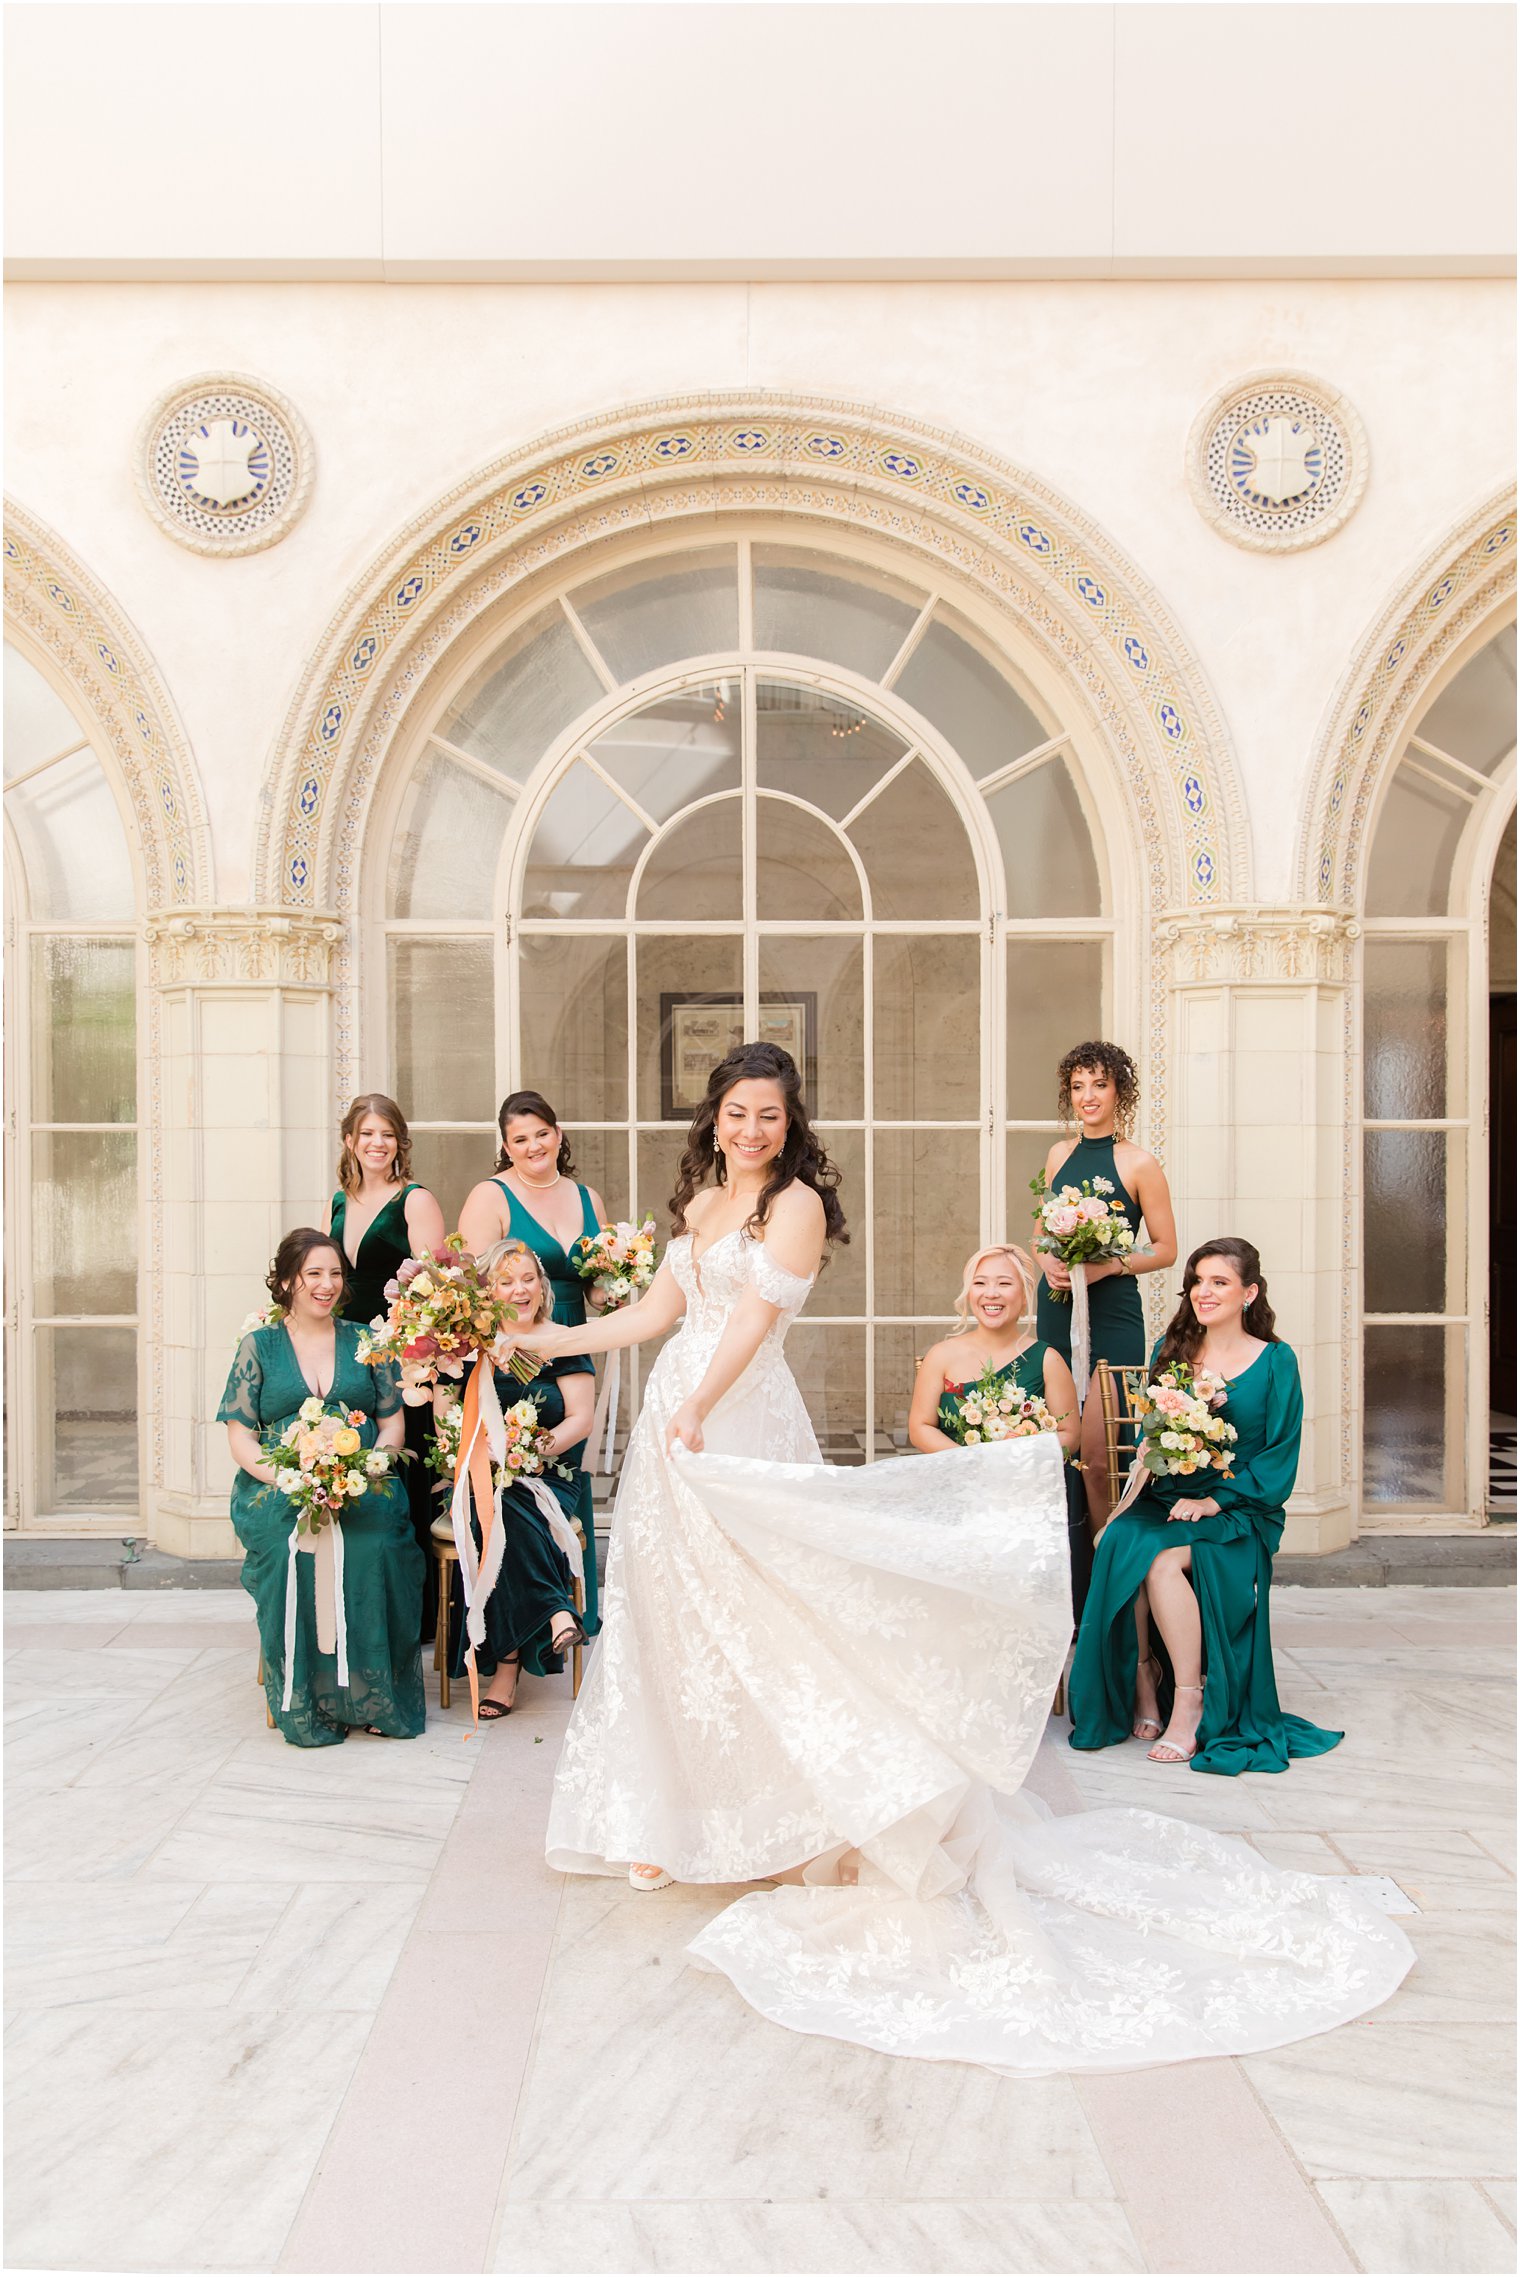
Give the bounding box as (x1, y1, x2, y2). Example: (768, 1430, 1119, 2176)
(1155, 1236, 1278, 1372)
(669, 1041, 849, 1257)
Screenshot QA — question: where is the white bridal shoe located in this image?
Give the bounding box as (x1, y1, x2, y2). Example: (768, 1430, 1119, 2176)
(628, 1863, 675, 1891)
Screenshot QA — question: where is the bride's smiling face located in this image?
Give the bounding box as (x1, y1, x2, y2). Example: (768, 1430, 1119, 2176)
(970, 1259, 1022, 1331)
(716, 1078, 788, 1175)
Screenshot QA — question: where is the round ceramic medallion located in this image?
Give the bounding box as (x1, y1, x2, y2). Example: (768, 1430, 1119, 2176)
(1187, 372, 1368, 553)
(135, 374, 313, 555)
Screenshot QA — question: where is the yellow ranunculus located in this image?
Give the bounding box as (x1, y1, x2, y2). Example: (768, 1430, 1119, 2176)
(333, 1426, 361, 1457)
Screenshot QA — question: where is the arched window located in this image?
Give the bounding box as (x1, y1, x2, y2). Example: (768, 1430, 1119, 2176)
(1361, 621, 1516, 1518)
(4, 639, 141, 1526)
(375, 536, 1110, 1456)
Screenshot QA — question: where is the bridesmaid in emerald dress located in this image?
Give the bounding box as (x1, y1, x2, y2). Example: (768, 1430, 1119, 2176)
(458, 1089, 609, 1637)
(442, 1239, 592, 1717)
(910, 1244, 1089, 1618)
(220, 1228, 425, 1746)
(1069, 1237, 1341, 1775)
(330, 1094, 447, 1642)
(1035, 1042, 1177, 1532)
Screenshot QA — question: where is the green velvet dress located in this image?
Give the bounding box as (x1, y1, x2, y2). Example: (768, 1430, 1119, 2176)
(446, 1356, 583, 1686)
(938, 1341, 1091, 1622)
(331, 1181, 439, 1640)
(1034, 1133, 1146, 1376)
(492, 1177, 601, 1635)
(1068, 1340, 1341, 1776)
(218, 1319, 426, 1747)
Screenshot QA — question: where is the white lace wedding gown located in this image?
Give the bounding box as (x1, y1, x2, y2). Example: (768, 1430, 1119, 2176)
(546, 1229, 1414, 2073)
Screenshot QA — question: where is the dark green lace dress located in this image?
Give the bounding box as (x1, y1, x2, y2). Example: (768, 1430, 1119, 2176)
(1034, 1133, 1146, 1379)
(492, 1177, 601, 1635)
(447, 1356, 582, 1686)
(1069, 1340, 1342, 1776)
(218, 1319, 425, 1747)
(938, 1340, 1091, 1622)
(330, 1182, 440, 1640)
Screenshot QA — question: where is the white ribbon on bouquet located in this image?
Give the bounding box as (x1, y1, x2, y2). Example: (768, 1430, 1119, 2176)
(520, 1474, 585, 1583)
(282, 1514, 349, 1712)
(1069, 1262, 1092, 1414)
(588, 1350, 621, 1474)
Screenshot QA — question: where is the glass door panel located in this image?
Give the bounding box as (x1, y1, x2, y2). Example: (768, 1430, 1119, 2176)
(634, 936, 744, 1123)
(757, 936, 863, 1119)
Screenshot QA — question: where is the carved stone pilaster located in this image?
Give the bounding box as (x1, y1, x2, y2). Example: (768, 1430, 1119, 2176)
(145, 908, 343, 988)
(1158, 907, 1360, 986)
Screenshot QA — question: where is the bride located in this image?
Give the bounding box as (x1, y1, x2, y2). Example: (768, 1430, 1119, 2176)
(515, 1040, 1413, 2074)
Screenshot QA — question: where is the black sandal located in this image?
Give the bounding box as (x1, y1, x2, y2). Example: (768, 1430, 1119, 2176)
(550, 1618, 587, 1655)
(479, 1653, 520, 1720)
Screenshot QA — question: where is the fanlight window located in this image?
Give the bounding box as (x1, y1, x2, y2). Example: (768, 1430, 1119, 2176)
(3, 641, 140, 1524)
(380, 539, 1109, 1457)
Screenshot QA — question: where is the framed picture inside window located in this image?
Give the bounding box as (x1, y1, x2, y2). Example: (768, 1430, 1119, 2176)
(659, 993, 818, 1122)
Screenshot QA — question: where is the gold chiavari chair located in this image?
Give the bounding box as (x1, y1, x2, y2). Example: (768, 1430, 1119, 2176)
(431, 1515, 586, 1710)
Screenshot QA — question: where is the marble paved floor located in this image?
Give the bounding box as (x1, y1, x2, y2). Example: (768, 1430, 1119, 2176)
(3, 1584, 1514, 2275)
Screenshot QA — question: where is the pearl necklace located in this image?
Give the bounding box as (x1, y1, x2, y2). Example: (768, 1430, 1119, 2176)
(514, 1168, 562, 1192)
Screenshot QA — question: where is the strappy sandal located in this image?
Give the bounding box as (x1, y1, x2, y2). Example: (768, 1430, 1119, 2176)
(549, 1617, 587, 1656)
(479, 1653, 520, 1720)
(628, 1863, 675, 1891)
(1148, 1683, 1204, 1764)
(1131, 1653, 1164, 1741)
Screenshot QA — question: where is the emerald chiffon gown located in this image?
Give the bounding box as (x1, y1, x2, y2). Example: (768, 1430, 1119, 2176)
(446, 1356, 582, 1687)
(491, 1177, 601, 1636)
(1068, 1339, 1341, 1776)
(219, 1319, 426, 1746)
(1034, 1133, 1146, 1376)
(330, 1181, 440, 1640)
(937, 1342, 1091, 1622)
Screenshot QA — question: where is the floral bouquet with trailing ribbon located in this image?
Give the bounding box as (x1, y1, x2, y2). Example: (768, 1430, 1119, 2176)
(940, 1358, 1068, 1448)
(265, 1395, 401, 1534)
(357, 1235, 536, 1402)
(1028, 1171, 1136, 1294)
(1129, 1362, 1237, 1482)
(501, 1396, 576, 1488)
(572, 1216, 659, 1310)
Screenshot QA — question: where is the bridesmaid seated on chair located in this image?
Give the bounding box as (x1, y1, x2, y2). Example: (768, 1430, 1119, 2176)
(442, 1239, 591, 1721)
(1068, 1236, 1342, 1776)
(219, 1228, 425, 1747)
(909, 1244, 1090, 1621)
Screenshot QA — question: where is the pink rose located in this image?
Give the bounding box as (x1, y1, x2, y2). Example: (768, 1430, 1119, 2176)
(1049, 1207, 1080, 1238)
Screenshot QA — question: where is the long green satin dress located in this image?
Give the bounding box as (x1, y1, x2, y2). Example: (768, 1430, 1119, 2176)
(1034, 1133, 1146, 1376)
(1068, 1339, 1341, 1776)
(447, 1356, 582, 1686)
(218, 1319, 426, 1746)
(493, 1177, 601, 1636)
(938, 1341, 1092, 1622)
(330, 1181, 439, 1641)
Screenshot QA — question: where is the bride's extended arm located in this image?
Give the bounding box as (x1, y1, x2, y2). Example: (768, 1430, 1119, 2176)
(513, 1257, 686, 1360)
(666, 1185, 823, 1453)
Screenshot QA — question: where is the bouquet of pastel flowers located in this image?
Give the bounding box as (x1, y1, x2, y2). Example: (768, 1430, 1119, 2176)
(572, 1216, 659, 1310)
(358, 1234, 535, 1402)
(940, 1357, 1067, 1447)
(1130, 1362, 1237, 1482)
(1028, 1170, 1137, 1295)
(501, 1396, 576, 1487)
(265, 1396, 401, 1536)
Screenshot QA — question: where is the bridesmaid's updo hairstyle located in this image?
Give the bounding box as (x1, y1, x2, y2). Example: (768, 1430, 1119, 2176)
(267, 1228, 344, 1310)
(494, 1090, 576, 1178)
(669, 1041, 848, 1255)
(338, 1093, 412, 1196)
(477, 1237, 553, 1325)
(1156, 1237, 1279, 1371)
(1056, 1041, 1139, 1138)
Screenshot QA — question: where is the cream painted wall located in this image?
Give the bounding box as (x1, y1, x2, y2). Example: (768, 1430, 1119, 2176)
(4, 275, 1512, 900)
(6, 3, 1514, 280)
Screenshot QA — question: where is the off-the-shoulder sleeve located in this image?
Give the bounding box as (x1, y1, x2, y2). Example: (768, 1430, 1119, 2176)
(1213, 1343, 1303, 1522)
(749, 1241, 815, 1317)
(217, 1333, 265, 1429)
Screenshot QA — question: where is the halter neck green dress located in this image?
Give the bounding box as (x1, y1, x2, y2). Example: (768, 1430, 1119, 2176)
(330, 1181, 439, 1642)
(493, 1177, 601, 1635)
(218, 1319, 425, 1747)
(938, 1341, 1091, 1621)
(1034, 1133, 1146, 1377)
(1068, 1339, 1341, 1776)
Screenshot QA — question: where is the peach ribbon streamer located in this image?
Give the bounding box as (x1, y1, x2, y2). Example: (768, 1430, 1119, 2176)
(449, 1351, 507, 1728)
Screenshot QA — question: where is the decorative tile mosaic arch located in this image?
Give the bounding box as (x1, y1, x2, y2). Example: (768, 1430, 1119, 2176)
(2, 501, 212, 908)
(257, 394, 1249, 916)
(1295, 489, 1517, 906)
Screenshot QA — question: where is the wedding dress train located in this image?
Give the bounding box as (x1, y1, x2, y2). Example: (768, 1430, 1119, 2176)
(546, 1229, 1413, 2073)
